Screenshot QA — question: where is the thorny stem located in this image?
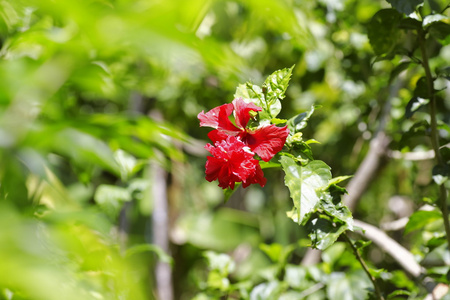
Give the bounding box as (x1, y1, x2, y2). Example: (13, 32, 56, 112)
(343, 233, 385, 300)
(418, 29, 450, 252)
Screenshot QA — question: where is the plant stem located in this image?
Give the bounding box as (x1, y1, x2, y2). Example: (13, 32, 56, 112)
(418, 29, 450, 251)
(343, 233, 385, 300)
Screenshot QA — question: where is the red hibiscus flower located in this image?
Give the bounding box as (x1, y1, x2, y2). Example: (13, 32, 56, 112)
(198, 98, 289, 162)
(205, 136, 266, 189)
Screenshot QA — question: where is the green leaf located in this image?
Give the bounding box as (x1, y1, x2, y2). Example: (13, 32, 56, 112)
(306, 215, 348, 250)
(423, 14, 449, 28)
(234, 66, 294, 120)
(305, 139, 320, 145)
(262, 65, 294, 104)
(400, 120, 429, 146)
(328, 175, 352, 186)
(204, 251, 235, 276)
(398, 18, 422, 30)
(95, 184, 132, 202)
(114, 149, 141, 181)
(94, 184, 132, 219)
(427, 0, 450, 12)
(320, 195, 354, 231)
(287, 105, 316, 133)
(235, 82, 272, 122)
(388, 270, 418, 291)
(432, 164, 450, 185)
(436, 66, 450, 80)
(388, 290, 412, 298)
(51, 128, 121, 176)
(250, 281, 285, 300)
(284, 266, 309, 290)
(354, 240, 372, 250)
(290, 141, 314, 161)
(367, 9, 403, 56)
(280, 157, 331, 224)
(423, 13, 450, 43)
(389, 61, 412, 84)
(124, 244, 173, 265)
(223, 183, 241, 202)
(207, 271, 230, 292)
(259, 243, 295, 264)
(268, 99, 282, 119)
(414, 76, 433, 99)
(428, 21, 450, 43)
(386, 0, 423, 14)
(259, 161, 281, 169)
(322, 242, 347, 266)
(405, 97, 429, 118)
(271, 118, 287, 125)
(326, 270, 371, 300)
(405, 210, 442, 234)
(235, 82, 265, 109)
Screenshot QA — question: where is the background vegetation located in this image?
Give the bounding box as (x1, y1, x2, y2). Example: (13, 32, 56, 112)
(0, 0, 449, 299)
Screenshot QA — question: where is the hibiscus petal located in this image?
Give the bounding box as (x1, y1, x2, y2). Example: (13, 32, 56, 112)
(242, 164, 266, 188)
(198, 103, 240, 134)
(207, 129, 231, 144)
(243, 125, 289, 162)
(204, 155, 222, 182)
(232, 98, 262, 129)
(204, 135, 266, 189)
(217, 162, 236, 189)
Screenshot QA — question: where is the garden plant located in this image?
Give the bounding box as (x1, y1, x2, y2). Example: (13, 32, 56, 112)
(0, 0, 449, 299)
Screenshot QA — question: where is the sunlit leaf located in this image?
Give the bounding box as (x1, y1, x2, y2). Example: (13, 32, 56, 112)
(328, 175, 352, 186)
(262, 65, 294, 104)
(405, 210, 442, 234)
(423, 15, 450, 44)
(250, 281, 285, 300)
(287, 105, 316, 133)
(326, 270, 371, 300)
(320, 195, 353, 231)
(94, 184, 131, 219)
(259, 243, 295, 264)
(432, 164, 450, 185)
(306, 215, 348, 250)
(280, 157, 331, 224)
(405, 97, 429, 118)
(423, 14, 449, 28)
(204, 251, 235, 276)
(235, 82, 265, 109)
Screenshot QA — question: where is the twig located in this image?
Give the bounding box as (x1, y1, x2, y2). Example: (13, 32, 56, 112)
(380, 218, 409, 231)
(343, 131, 390, 211)
(387, 149, 435, 161)
(354, 219, 423, 277)
(354, 219, 449, 298)
(343, 232, 385, 300)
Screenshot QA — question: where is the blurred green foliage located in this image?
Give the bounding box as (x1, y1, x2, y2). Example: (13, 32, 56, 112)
(0, 0, 449, 299)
